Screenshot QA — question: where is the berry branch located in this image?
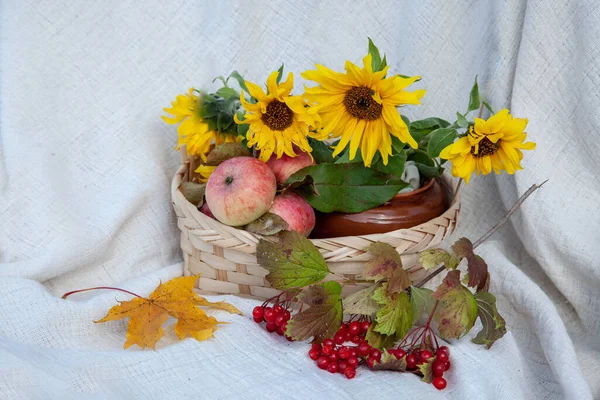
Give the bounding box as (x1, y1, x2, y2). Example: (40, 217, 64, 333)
(62, 286, 142, 299)
(414, 180, 547, 288)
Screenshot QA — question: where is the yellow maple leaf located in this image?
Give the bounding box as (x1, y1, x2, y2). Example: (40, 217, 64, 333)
(95, 275, 241, 349)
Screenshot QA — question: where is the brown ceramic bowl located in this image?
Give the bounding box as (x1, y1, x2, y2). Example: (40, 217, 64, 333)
(310, 178, 449, 239)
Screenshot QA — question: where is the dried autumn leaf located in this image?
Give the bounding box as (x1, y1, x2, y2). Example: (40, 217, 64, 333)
(95, 276, 233, 349)
(472, 291, 507, 349)
(245, 213, 289, 236)
(192, 296, 243, 315)
(451, 237, 489, 291)
(342, 284, 381, 316)
(257, 231, 329, 290)
(433, 271, 478, 340)
(286, 281, 343, 343)
(372, 283, 413, 340)
(419, 248, 460, 270)
(180, 182, 206, 207)
(364, 242, 410, 294)
(205, 142, 251, 166)
(372, 350, 408, 371)
(410, 286, 436, 324)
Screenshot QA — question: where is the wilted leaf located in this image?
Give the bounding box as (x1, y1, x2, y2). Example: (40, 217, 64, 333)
(364, 242, 410, 294)
(372, 350, 407, 371)
(433, 271, 478, 339)
(192, 296, 243, 315)
(286, 163, 408, 213)
(365, 325, 396, 349)
(452, 238, 489, 291)
(418, 358, 435, 383)
(372, 284, 413, 340)
(342, 284, 381, 316)
(95, 276, 229, 349)
(245, 213, 289, 236)
(410, 286, 436, 324)
(472, 291, 507, 349)
(205, 143, 251, 166)
(256, 231, 329, 290)
(180, 182, 206, 206)
(419, 249, 460, 270)
(286, 281, 343, 343)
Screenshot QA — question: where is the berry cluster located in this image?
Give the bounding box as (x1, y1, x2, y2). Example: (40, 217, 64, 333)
(308, 320, 381, 379)
(252, 302, 293, 341)
(387, 345, 451, 390)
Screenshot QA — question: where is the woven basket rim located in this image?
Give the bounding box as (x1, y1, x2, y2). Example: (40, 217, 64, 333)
(171, 162, 461, 245)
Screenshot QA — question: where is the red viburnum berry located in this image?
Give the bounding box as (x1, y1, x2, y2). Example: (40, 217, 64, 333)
(338, 346, 351, 360)
(437, 346, 450, 357)
(327, 362, 339, 374)
(358, 342, 371, 357)
(436, 351, 449, 363)
(344, 367, 356, 379)
(445, 360, 451, 371)
(322, 345, 334, 356)
(396, 349, 406, 359)
(311, 343, 322, 353)
(308, 349, 320, 361)
(338, 361, 348, 371)
(432, 377, 447, 390)
(348, 321, 361, 336)
(334, 332, 345, 345)
(370, 348, 382, 362)
(406, 353, 418, 369)
(421, 350, 433, 360)
(347, 356, 359, 368)
(273, 304, 284, 315)
(367, 357, 377, 369)
(266, 322, 277, 333)
(252, 306, 264, 322)
(316, 356, 330, 370)
(263, 307, 276, 323)
(433, 361, 446, 377)
(323, 339, 335, 347)
(360, 321, 371, 334)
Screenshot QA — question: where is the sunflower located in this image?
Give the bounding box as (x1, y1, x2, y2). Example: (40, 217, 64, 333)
(301, 54, 425, 167)
(440, 109, 536, 183)
(234, 71, 320, 162)
(163, 89, 239, 161)
(195, 164, 217, 183)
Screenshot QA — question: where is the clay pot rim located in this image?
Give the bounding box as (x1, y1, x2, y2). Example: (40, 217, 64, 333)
(392, 178, 435, 199)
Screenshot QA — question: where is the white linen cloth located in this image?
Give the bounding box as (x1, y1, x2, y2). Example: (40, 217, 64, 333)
(1, 1, 598, 398)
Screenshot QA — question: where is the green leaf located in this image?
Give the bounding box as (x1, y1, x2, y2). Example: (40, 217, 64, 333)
(372, 284, 413, 339)
(179, 182, 206, 207)
(466, 75, 481, 113)
(372, 149, 406, 178)
(433, 271, 478, 339)
(451, 238, 489, 291)
(342, 284, 381, 316)
(456, 112, 469, 128)
(407, 149, 444, 179)
(410, 117, 451, 131)
(205, 143, 251, 166)
(286, 163, 408, 213)
(418, 358, 435, 383)
(482, 100, 495, 114)
(276, 64, 284, 85)
(419, 249, 460, 270)
(426, 127, 457, 158)
(228, 71, 250, 94)
(472, 291, 507, 349)
(365, 325, 396, 349)
(286, 281, 343, 342)
(245, 213, 289, 236)
(410, 286, 436, 324)
(372, 350, 407, 371)
(215, 87, 239, 100)
(334, 147, 363, 164)
(364, 242, 410, 294)
(380, 54, 388, 71)
(307, 138, 336, 163)
(256, 231, 330, 290)
(368, 38, 384, 72)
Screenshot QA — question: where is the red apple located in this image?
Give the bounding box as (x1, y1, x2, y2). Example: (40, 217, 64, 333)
(269, 191, 316, 237)
(206, 157, 277, 226)
(199, 202, 215, 219)
(266, 149, 315, 184)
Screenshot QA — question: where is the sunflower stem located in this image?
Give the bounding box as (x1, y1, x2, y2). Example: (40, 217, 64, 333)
(414, 180, 548, 288)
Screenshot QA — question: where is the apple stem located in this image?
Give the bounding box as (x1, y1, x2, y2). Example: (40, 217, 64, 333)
(62, 286, 142, 300)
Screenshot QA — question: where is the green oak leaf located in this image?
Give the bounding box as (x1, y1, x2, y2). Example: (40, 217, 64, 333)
(364, 242, 410, 294)
(433, 270, 478, 339)
(410, 286, 436, 324)
(426, 127, 457, 158)
(342, 284, 381, 316)
(286, 163, 408, 213)
(256, 231, 329, 290)
(372, 284, 413, 340)
(286, 281, 343, 343)
(451, 237, 489, 291)
(245, 213, 289, 236)
(179, 182, 206, 207)
(372, 350, 407, 371)
(205, 142, 251, 166)
(466, 75, 481, 113)
(472, 291, 507, 349)
(419, 249, 460, 270)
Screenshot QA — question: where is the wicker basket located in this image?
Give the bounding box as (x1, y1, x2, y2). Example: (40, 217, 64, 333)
(172, 160, 461, 300)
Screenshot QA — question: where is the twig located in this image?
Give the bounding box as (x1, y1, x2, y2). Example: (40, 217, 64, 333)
(62, 286, 142, 299)
(414, 180, 548, 288)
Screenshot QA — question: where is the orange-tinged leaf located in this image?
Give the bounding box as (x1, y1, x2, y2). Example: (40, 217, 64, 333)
(192, 294, 243, 315)
(95, 275, 235, 349)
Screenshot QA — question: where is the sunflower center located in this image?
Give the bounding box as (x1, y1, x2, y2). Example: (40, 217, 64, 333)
(343, 86, 383, 120)
(262, 100, 294, 131)
(471, 138, 499, 158)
